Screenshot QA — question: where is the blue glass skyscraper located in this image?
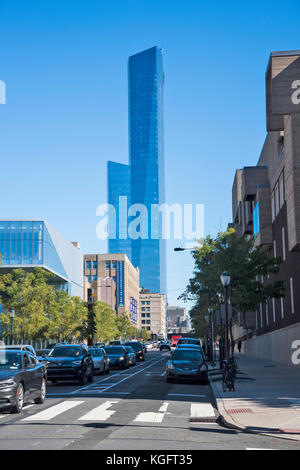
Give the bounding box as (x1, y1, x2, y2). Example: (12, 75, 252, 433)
(108, 46, 166, 294)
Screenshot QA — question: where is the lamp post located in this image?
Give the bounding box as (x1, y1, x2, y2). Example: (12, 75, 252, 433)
(208, 307, 215, 364)
(10, 310, 15, 345)
(220, 271, 231, 360)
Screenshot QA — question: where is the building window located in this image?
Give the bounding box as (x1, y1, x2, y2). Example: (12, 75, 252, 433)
(112, 261, 117, 269)
(105, 261, 111, 269)
(141, 313, 145, 318)
(282, 227, 286, 261)
(290, 277, 295, 314)
(142, 307, 145, 311)
(141, 301, 145, 305)
(253, 202, 260, 238)
(146, 307, 150, 311)
(272, 298, 276, 322)
(271, 192, 275, 222)
(93, 276, 97, 282)
(281, 297, 284, 319)
(86, 261, 91, 270)
(93, 261, 98, 269)
(279, 172, 285, 209)
(275, 183, 280, 217)
(87, 276, 91, 283)
(146, 313, 150, 318)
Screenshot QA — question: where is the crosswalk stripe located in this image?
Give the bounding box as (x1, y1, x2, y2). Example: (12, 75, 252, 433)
(78, 400, 119, 421)
(190, 403, 215, 418)
(158, 402, 169, 412)
(22, 401, 84, 421)
(134, 412, 164, 423)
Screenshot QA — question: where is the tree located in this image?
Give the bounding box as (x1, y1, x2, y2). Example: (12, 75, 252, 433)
(180, 229, 285, 337)
(93, 301, 117, 343)
(115, 312, 133, 341)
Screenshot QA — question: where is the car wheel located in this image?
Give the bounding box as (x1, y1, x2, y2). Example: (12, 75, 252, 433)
(34, 378, 47, 404)
(105, 365, 110, 374)
(11, 383, 24, 413)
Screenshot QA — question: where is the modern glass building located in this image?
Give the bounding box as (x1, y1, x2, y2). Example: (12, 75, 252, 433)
(0, 220, 83, 297)
(108, 46, 167, 295)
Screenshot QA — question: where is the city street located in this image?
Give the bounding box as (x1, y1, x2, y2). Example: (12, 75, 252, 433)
(0, 350, 298, 450)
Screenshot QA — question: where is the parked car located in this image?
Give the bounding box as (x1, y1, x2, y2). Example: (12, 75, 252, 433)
(0, 344, 36, 356)
(109, 340, 123, 346)
(88, 347, 110, 375)
(160, 341, 171, 351)
(45, 344, 94, 385)
(176, 338, 201, 347)
(124, 341, 145, 361)
(94, 342, 106, 348)
(103, 346, 130, 369)
(36, 349, 52, 363)
(145, 342, 153, 351)
(0, 349, 47, 413)
(165, 347, 208, 384)
(124, 346, 137, 366)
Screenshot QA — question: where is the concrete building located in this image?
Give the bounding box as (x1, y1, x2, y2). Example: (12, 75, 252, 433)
(0, 220, 83, 297)
(138, 291, 166, 339)
(84, 253, 139, 325)
(230, 50, 300, 365)
(167, 306, 190, 335)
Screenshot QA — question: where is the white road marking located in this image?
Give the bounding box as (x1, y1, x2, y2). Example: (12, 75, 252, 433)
(159, 402, 169, 413)
(167, 393, 206, 398)
(246, 448, 275, 451)
(134, 412, 164, 423)
(78, 400, 119, 421)
(161, 371, 166, 376)
(190, 403, 215, 418)
(22, 400, 84, 421)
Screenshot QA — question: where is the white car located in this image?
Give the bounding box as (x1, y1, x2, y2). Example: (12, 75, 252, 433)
(88, 347, 110, 375)
(0, 344, 36, 356)
(145, 343, 153, 350)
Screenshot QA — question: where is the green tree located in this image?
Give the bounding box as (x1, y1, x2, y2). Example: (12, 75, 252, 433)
(180, 229, 285, 337)
(93, 301, 117, 343)
(116, 312, 133, 341)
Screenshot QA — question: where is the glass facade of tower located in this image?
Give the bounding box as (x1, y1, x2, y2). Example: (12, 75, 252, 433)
(107, 47, 167, 295)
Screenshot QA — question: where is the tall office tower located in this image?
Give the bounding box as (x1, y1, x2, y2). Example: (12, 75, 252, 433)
(107, 46, 166, 295)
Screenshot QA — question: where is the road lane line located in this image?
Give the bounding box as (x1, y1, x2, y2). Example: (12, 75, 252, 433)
(190, 403, 215, 418)
(167, 393, 206, 398)
(78, 400, 119, 421)
(22, 400, 84, 421)
(73, 355, 167, 395)
(159, 402, 169, 412)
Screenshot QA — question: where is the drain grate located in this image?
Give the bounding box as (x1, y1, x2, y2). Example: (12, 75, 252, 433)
(227, 408, 253, 414)
(189, 417, 218, 423)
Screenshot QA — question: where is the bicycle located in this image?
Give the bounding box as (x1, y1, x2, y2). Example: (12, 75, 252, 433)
(228, 355, 238, 380)
(222, 359, 235, 392)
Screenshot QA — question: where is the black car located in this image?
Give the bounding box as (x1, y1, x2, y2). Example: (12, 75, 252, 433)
(103, 346, 130, 369)
(45, 344, 94, 385)
(0, 350, 47, 413)
(166, 347, 208, 384)
(160, 342, 171, 351)
(124, 341, 145, 361)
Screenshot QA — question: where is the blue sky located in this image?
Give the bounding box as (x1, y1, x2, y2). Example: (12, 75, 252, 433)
(0, 0, 300, 311)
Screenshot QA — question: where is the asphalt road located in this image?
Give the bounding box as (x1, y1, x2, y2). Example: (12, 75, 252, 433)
(0, 350, 299, 450)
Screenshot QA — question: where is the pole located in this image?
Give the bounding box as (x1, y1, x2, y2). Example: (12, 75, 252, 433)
(225, 285, 228, 360)
(10, 317, 13, 345)
(211, 310, 215, 364)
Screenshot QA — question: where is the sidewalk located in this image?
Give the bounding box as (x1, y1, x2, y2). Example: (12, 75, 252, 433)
(209, 354, 300, 441)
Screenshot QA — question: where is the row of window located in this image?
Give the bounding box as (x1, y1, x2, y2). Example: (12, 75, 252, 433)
(271, 171, 285, 222)
(257, 277, 295, 328)
(141, 301, 150, 305)
(141, 320, 151, 325)
(85, 261, 119, 270)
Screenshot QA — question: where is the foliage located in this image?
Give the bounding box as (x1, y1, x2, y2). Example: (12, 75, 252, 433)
(92, 301, 118, 343)
(180, 229, 285, 338)
(115, 312, 134, 341)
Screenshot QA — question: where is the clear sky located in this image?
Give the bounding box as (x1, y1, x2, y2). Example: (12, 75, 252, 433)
(0, 0, 300, 312)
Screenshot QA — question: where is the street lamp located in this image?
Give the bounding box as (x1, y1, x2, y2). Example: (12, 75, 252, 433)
(208, 307, 215, 364)
(10, 310, 15, 345)
(220, 271, 231, 360)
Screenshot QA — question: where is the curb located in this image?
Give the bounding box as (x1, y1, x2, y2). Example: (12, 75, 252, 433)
(208, 372, 300, 442)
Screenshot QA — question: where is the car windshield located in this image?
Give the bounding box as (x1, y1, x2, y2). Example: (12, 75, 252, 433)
(88, 348, 102, 357)
(178, 339, 200, 345)
(125, 347, 133, 353)
(105, 347, 124, 354)
(125, 343, 141, 351)
(0, 351, 22, 370)
(48, 347, 82, 358)
(172, 350, 203, 362)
